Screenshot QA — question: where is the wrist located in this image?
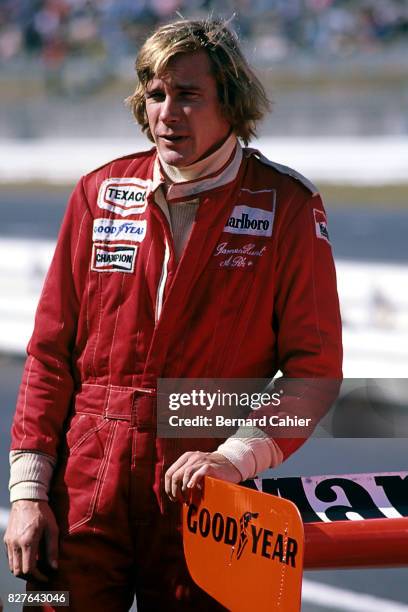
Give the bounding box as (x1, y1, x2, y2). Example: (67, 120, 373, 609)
(212, 452, 242, 478)
(11, 499, 47, 507)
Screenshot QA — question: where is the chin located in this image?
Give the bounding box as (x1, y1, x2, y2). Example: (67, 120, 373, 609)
(158, 150, 185, 167)
(157, 145, 197, 168)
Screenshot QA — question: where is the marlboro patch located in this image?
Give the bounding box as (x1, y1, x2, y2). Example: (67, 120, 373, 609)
(224, 206, 274, 237)
(313, 209, 330, 243)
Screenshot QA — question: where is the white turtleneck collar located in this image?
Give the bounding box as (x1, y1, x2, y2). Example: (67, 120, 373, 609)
(152, 133, 243, 202)
(157, 132, 238, 184)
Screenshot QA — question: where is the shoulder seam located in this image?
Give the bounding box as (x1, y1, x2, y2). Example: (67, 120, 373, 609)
(246, 148, 319, 196)
(85, 147, 156, 177)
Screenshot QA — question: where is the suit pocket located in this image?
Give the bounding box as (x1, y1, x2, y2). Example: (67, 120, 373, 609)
(51, 415, 117, 533)
(65, 412, 110, 455)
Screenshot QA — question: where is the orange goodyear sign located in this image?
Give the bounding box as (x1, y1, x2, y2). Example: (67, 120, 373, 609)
(183, 477, 304, 611)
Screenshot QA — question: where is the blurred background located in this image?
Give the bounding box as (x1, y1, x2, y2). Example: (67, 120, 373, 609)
(0, 1, 408, 610)
(1, 0, 408, 138)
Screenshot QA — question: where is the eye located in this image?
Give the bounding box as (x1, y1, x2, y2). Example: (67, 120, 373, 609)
(145, 91, 165, 101)
(180, 91, 199, 99)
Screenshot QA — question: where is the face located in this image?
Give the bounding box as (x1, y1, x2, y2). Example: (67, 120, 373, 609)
(145, 50, 231, 167)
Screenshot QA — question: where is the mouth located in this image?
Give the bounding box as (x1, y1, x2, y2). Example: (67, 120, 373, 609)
(158, 134, 187, 144)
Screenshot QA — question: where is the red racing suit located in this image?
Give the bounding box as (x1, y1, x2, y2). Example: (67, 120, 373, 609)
(11, 146, 342, 611)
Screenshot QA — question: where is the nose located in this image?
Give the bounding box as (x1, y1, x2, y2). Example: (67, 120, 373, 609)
(159, 95, 179, 124)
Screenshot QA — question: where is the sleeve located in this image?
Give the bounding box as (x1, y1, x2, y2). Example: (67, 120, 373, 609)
(253, 191, 343, 461)
(10, 177, 93, 458)
(9, 451, 55, 502)
(216, 433, 283, 481)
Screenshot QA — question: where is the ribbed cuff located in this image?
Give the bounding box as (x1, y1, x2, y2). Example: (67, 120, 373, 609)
(9, 451, 55, 503)
(10, 482, 49, 503)
(216, 439, 256, 481)
(217, 432, 284, 481)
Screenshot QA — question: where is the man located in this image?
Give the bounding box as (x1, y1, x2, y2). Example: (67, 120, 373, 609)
(5, 18, 342, 611)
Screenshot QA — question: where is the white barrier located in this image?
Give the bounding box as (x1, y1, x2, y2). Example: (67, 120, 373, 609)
(0, 239, 54, 354)
(0, 137, 407, 185)
(1, 238, 407, 377)
(337, 260, 408, 377)
(302, 579, 408, 611)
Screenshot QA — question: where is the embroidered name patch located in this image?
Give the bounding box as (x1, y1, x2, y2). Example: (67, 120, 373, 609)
(93, 218, 147, 242)
(224, 205, 274, 237)
(313, 209, 330, 243)
(97, 178, 150, 216)
(91, 243, 137, 273)
(212, 241, 267, 269)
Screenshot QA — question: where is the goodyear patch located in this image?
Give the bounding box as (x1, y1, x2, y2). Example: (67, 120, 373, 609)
(93, 218, 147, 242)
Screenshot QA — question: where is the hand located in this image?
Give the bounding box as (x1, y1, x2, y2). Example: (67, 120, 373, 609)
(4, 500, 59, 582)
(165, 451, 242, 502)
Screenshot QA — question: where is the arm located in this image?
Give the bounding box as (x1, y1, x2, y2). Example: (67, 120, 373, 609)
(258, 191, 342, 459)
(9, 451, 55, 502)
(165, 191, 342, 498)
(11, 178, 92, 457)
(5, 451, 58, 581)
(6, 178, 93, 578)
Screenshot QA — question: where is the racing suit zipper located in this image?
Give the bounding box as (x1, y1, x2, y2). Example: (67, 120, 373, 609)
(147, 189, 176, 324)
(155, 238, 170, 323)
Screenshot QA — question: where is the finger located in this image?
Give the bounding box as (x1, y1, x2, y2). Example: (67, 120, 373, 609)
(177, 452, 208, 492)
(171, 469, 184, 501)
(45, 525, 59, 570)
(165, 470, 176, 499)
(180, 467, 197, 503)
(164, 467, 177, 501)
(23, 541, 48, 581)
(181, 466, 195, 492)
(11, 545, 22, 576)
(13, 568, 48, 582)
(167, 480, 184, 503)
(164, 452, 193, 489)
(187, 465, 210, 490)
(3, 533, 9, 556)
(21, 543, 34, 575)
(167, 466, 190, 502)
(5, 542, 14, 573)
(20, 521, 43, 576)
(164, 452, 192, 497)
(190, 482, 204, 506)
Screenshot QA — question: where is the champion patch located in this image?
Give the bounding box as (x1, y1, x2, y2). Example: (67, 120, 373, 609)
(91, 243, 137, 273)
(224, 205, 274, 237)
(93, 218, 147, 243)
(97, 178, 150, 216)
(314, 209, 330, 243)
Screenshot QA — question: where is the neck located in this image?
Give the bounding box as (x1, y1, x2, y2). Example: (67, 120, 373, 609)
(158, 133, 238, 184)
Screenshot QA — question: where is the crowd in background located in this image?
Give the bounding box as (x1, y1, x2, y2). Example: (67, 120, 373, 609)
(0, 0, 407, 67)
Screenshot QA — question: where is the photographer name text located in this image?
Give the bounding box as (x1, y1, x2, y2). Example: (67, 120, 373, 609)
(167, 415, 312, 428)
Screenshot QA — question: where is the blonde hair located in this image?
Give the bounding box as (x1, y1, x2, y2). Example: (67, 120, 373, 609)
(126, 18, 270, 145)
